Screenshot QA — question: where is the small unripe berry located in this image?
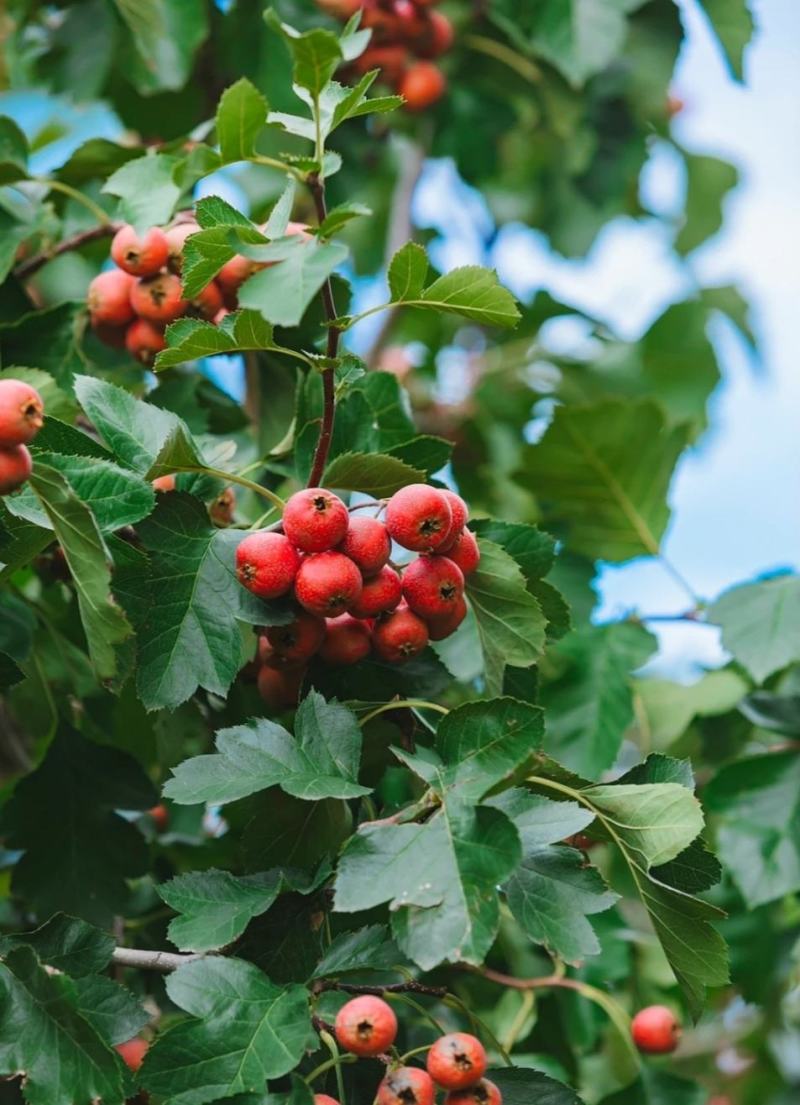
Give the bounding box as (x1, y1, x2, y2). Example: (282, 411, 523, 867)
(0, 445, 32, 494)
(236, 531, 301, 599)
(152, 474, 176, 492)
(164, 221, 199, 273)
(445, 1080, 502, 1105)
(334, 995, 398, 1056)
(149, 804, 169, 832)
(427, 1033, 487, 1090)
(88, 269, 136, 326)
(319, 615, 372, 665)
(125, 319, 166, 365)
(631, 1006, 681, 1054)
(115, 1037, 149, 1071)
(0, 379, 44, 446)
(403, 555, 464, 619)
(265, 611, 326, 663)
(130, 272, 188, 323)
(385, 484, 452, 552)
(111, 224, 169, 278)
(444, 529, 480, 576)
(295, 552, 363, 617)
(427, 594, 467, 641)
(187, 281, 224, 320)
(283, 488, 349, 553)
(257, 663, 304, 710)
(377, 1067, 436, 1105)
(339, 516, 391, 576)
(399, 62, 447, 111)
(373, 604, 428, 663)
(439, 489, 468, 549)
(349, 565, 402, 619)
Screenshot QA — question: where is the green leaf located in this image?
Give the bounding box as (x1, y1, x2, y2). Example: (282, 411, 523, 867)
(0, 648, 23, 689)
(2, 914, 114, 977)
(216, 78, 268, 163)
(709, 574, 800, 683)
(156, 310, 278, 370)
(140, 958, 311, 1105)
(72, 975, 149, 1047)
(705, 751, 800, 907)
(102, 151, 181, 230)
(312, 925, 404, 979)
(113, 0, 209, 94)
(488, 1067, 584, 1105)
(323, 451, 425, 496)
(0, 115, 29, 183)
(529, 0, 631, 86)
(587, 782, 704, 868)
(523, 399, 690, 561)
(317, 201, 372, 237)
(600, 1067, 706, 1105)
(676, 152, 739, 255)
(165, 690, 369, 805)
(0, 946, 123, 1105)
(697, 0, 754, 81)
(158, 870, 283, 952)
(388, 242, 429, 301)
(238, 239, 349, 327)
(2, 729, 157, 925)
(488, 789, 594, 849)
(633, 668, 748, 746)
(466, 538, 547, 695)
(28, 464, 131, 680)
(419, 266, 521, 328)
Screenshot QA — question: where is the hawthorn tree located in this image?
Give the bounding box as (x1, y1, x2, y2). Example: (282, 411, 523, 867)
(0, 3, 795, 1105)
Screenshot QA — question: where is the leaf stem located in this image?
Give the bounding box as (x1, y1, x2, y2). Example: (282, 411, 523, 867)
(38, 179, 113, 225)
(203, 466, 286, 510)
(463, 34, 542, 84)
(321, 1030, 348, 1105)
(14, 220, 123, 280)
(358, 699, 450, 727)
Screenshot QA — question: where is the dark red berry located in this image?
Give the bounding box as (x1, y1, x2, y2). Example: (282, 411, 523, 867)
(377, 1067, 436, 1105)
(236, 531, 300, 599)
(319, 615, 372, 665)
(403, 555, 464, 619)
(295, 552, 363, 617)
(265, 611, 326, 663)
(349, 565, 402, 619)
(427, 595, 467, 641)
(444, 529, 480, 576)
(125, 319, 166, 364)
(339, 516, 391, 576)
(427, 1034, 487, 1090)
(631, 1006, 681, 1054)
(372, 604, 428, 663)
(283, 488, 349, 553)
(257, 663, 304, 710)
(0, 445, 32, 494)
(334, 994, 398, 1056)
(385, 484, 452, 552)
(130, 272, 187, 323)
(444, 1080, 502, 1105)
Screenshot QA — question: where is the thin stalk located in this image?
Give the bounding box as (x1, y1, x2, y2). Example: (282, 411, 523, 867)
(358, 700, 450, 727)
(39, 179, 112, 225)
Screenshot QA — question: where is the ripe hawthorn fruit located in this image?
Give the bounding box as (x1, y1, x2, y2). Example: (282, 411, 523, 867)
(399, 62, 447, 111)
(111, 224, 169, 278)
(164, 221, 199, 273)
(353, 45, 408, 82)
(93, 322, 128, 349)
(427, 1033, 488, 1090)
(265, 611, 326, 663)
(444, 1080, 502, 1105)
(418, 10, 455, 58)
(402, 555, 464, 619)
(334, 994, 398, 1056)
(439, 489, 468, 548)
(319, 614, 372, 666)
(187, 281, 224, 320)
(385, 483, 452, 552)
(257, 663, 304, 710)
(130, 272, 188, 323)
(125, 319, 166, 364)
(152, 474, 176, 492)
(149, 804, 169, 832)
(236, 531, 301, 599)
(339, 515, 391, 576)
(377, 1067, 436, 1105)
(0, 379, 44, 446)
(427, 594, 467, 641)
(314, 1097, 341, 1105)
(283, 487, 349, 552)
(0, 445, 32, 495)
(295, 552, 363, 617)
(373, 604, 429, 663)
(315, 0, 361, 15)
(443, 528, 480, 576)
(631, 1006, 681, 1054)
(217, 254, 261, 303)
(115, 1037, 149, 1071)
(349, 565, 402, 619)
(87, 268, 135, 326)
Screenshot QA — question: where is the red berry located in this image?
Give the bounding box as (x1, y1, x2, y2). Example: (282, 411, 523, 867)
(164, 221, 199, 273)
(445, 1080, 502, 1105)
(125, 319, 166, 365)
(115, 1037, 149, 1072)
(339, 516, 391, 576)
(418, 10, 455, 58)
(399, 62, 447, 111)
(0, 445, 32, 495)
(439, 490, 468, 549)
(130, 272, 188, 323)
(216, 254, 264, 304)
(111, 225, 169, 278)
(373, 605, 428, 663)
(403, 555, 464, 619)
(349, 565, 402, 619)
(314, 1097, 341, 1105)
(152, 474, 176, 492)
(88, 269, 136, 326)
(427, 1034, 487, 1090)
(265, 611, 326, 663)
(385, 484, 452, 552)
(334, 995, 398, 1056)
(149, 804, 169, 832)
(444, 529, 480, 576)
(564, 833, 596, 852)
(377, 1067, 436, 1105)
(295, 552, 363, 617)
(0, 379, 44, 446)
(631, 1006, 681, 1054)
(319, 614, 372, 665)
(315, 0, 361, 15)
(93, 322, 128, 349)
(427, 594, 467, 641)
(353, 45, 409, 82)
(187, 280, 224, 320)
(257, 663, 304, 710)
(283, 488, 349, 553)
(236, 531, 301, 599)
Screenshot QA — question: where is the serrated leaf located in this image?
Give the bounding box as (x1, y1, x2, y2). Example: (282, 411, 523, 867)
(156, 311, 278, 370)
(710, 574, 800, 684)
(312, 925, 404, 979)
(317, 201, 371, 237)
(216, 78, 268, 163)
(0, 115, 29, 184)
(159, 870, 283, 952)
(528, 0, 629, 86)
(1, 914, 114, 977)
(323, 451, 425, 496)
(238, 239, 348, 327)
(266, 16, 342, 96)
(388, 242, 429, 301)
(419, 266, 521, 327)
(72, 975, 150, 1046)
(102, 151, 181, 230)
(488, 1067, 584, 1105)
(263, 178, 297, 238)
(488, 788, 594, 849)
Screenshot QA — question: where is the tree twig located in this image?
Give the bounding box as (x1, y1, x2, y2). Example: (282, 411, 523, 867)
(313, 978, 447, 998)
(306, 173, 339, 488)
(111, 947, 201, 973)
(13, 222, 123, 280)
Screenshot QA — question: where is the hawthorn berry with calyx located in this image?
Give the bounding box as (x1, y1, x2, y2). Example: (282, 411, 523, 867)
(427, 594, 468, 640)
(373, 604, 429, 663)
(443, 528, 480, 576)
(87, 269, 136, 326)
(631, 1006, 682, 1054)
(164, 221, 199, 273)
(187, 280, 224, 320)
(295, 551, 363, 617)
(115, 1037, 149, 1071)
(399, 62, 447, 110)
(130, 271, 188, 323)
(377, 1067, 436, 1105)
(427, 1033, 488, 1090)
(402, 555, 465, 619)
(236, 531, 301, 599)
(0, 445, 33, 495)
(256, 663, 304, 710)
(385, 483, 452, 552)
(319, 614, 372, 665)
(111, 224, 169, 277)
(334, 994, 398, 1056)
(283, 487, 350, 552)
(0, 379, 44, 446)
(217, 254, 264, 304)
(349, 565, 402, 619)
(125, 319, 166, 364)
(264, 611, 326, 664)
(439, 489, 468, 549)
(444, 1080, 502, 1105)
(418, 10, 455, 57)
(339, 515, 391, 576)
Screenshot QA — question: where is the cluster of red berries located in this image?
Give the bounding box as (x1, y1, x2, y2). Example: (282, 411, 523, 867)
(87, 220, 308, 364)
(327, 995, 500, 1105)
(0, 378, 44, 495)
(318, 0, 453, 111)
(235, 483, 479, 709)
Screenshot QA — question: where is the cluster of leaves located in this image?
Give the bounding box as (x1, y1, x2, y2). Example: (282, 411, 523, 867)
(2, 4, 796, 1105)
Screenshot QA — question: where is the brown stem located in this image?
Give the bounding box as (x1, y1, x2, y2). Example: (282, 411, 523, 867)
(313, 979, 447, 998)
(474, 965, 584, 994)
(307, 173, 339, 489)
(13, 222, 123, 280)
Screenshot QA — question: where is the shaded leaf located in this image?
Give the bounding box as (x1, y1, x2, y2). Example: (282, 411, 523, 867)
(710, 574, 800, 684)
(323, 451, 425, 496)
(216, 78, 268, 163)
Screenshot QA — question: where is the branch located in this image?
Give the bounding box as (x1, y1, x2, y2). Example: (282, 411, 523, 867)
(13, 222, 123, 280)
(313, 978, 447, 998)
(474, 965, 584, 993)
(111, 947, 201, 973)
(307, 173, 340, 489)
